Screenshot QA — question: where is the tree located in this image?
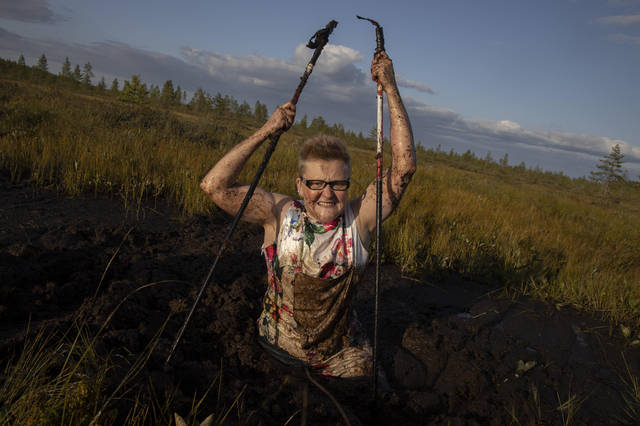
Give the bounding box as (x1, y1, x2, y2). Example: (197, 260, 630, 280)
(254, 100, 268, 122)
(462, 149, 476, 161)
(499, 152, 509, 167)
(160, 80, 175, 106)
(36, 54, 48, 72)
(110, 78, 119, 93)
(310, 116, 328, 133)
(213, 93, 233, 115)
(189, 88, 212, 113)
(174, 84, 183, 105)
(60, 57, 72, 78)
(298, 114, 308, 129)
(120, 75, 148, 103)
(590, 144, 626, 195)
(237, 100, 252, 118)
(149, 84, 160, 102)
(82, 62, 94, 85)
(367, 126, 377, 141)
(72, 64, 82, 82)
(227, 95, 238, 113)
(97, 76, 107, 91)
(17, 54, 26, 66)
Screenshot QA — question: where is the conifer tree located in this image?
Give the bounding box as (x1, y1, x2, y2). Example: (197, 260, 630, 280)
(174, 84, 182, 105)
(499, 153, 509, 167)
(254, 100, 268, 122)
(189, 88, 212, 113)
(72, 64, 82, 82)
(17, 54, 26, 66)
(298, 114, 308, 129)
(160, 80, 175, 106)
(120, 74, 148, 103)
(149, 84, 160, 102)
(227, 95, 238, 113)
(82, 62, 94, 85)
(214, 93, 231, 115)
(367, 126, 377, 140)
(111, 78, 119, 92)
(97, 76, 107, 90)
(60, 57, 72, 78)
(36, 54, 48, 72)
(590, 144, 626, 195)
(237, 100, 252, 118)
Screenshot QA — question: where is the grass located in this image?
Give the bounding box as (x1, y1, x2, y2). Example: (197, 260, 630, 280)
(2, 62, 640, 331)
(618, 353, 640, 424)
(556, 385, 588, 426)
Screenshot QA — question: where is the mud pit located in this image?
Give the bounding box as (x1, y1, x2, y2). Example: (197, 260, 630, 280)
(1, 177, 639, 425)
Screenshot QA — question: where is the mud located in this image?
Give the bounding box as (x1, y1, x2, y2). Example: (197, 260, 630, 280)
(1, 176, 639, 425)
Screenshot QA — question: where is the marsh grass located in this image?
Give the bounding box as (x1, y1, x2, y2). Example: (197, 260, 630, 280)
(1, 64, 640, 331)
(0, 323, 108, 425)
(618, 353, 640, 424)
(0, 280, 247, 425)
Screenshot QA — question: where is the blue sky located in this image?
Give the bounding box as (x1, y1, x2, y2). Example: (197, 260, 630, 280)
(1, 0, 639, 178)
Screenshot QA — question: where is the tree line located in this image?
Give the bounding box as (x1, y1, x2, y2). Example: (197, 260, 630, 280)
(2, 53, 637, 188)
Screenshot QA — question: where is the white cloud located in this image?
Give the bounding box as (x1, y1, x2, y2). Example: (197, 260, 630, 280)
(293, 43, 363, 74)
(396, 76, 437, 94)
(497, 120, 521, 131)
(182, 47, 299, 90)
(599, 14, 640, 26)
(607, 33, 640, 45)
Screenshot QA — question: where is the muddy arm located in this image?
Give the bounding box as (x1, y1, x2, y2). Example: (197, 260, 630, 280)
(356, 52, 417, 235)
(200, 102, 296, 226)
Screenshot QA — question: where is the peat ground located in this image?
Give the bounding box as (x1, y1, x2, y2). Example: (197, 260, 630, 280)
(1, 176, 639, 425)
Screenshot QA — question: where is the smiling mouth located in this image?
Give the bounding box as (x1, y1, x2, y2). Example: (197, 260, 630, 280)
(317, 201, 336, 207)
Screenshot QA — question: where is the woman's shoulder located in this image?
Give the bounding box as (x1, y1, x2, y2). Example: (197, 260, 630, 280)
(262, 194, 294, 247)
(276, 199, 302, 231)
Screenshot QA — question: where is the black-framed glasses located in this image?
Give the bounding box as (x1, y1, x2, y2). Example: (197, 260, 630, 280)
(300, 177, 350, 191)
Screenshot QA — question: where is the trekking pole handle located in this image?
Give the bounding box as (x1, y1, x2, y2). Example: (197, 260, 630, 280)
(292, 20, 338, 105)
(356, 16, 385, 54)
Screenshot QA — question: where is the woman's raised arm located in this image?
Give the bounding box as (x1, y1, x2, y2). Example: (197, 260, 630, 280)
(200, 102, 296, 227)
(355, 52, 417, 237)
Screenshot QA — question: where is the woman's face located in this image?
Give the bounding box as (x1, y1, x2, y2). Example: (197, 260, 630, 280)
(296, 158, 350, 223)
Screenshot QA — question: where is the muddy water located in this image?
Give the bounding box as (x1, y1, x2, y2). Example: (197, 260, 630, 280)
(1, 178, 638, 425)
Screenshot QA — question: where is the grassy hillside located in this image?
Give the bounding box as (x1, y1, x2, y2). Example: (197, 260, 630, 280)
(1, 57, 639, 329)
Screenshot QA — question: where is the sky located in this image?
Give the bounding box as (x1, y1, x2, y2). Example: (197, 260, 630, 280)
(1, 0, 639, 178)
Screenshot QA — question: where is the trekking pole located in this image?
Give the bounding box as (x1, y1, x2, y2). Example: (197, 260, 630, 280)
(165, 20, 338, 366)
(357, 14, 384, 403)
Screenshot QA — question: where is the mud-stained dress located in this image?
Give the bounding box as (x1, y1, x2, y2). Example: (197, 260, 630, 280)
(257, 200, 372, 377)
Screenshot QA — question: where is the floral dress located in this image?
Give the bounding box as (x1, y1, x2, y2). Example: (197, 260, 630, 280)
(257, 200, 372, 377)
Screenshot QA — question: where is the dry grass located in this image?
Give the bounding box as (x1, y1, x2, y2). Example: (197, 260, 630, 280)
(1, 68, 640, 333)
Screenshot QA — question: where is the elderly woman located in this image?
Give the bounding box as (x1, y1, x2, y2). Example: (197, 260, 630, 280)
(200, 52, 416, 378)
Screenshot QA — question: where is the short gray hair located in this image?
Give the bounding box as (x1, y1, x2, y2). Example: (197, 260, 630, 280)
(298, 135, 350, 175)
